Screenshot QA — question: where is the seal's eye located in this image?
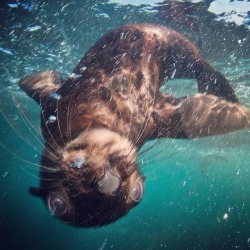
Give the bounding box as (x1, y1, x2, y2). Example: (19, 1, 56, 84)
(46, 193, 68, 217)
(130, 177, 143, 203)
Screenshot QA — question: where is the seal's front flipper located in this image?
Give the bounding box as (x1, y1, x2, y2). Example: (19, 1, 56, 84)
(19, 71, 62, 104)
(176, 94, 250, 137)
(152, 94, 250, 139)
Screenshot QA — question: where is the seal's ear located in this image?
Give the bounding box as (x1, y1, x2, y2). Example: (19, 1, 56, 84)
(19, 71, 62, 104)
(29, 187, 46, 198)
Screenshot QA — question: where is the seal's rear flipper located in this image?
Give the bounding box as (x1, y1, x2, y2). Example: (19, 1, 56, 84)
(196, 66, 239, 103)
(153, 94, 250, 138)
(19, 71, 62, 104)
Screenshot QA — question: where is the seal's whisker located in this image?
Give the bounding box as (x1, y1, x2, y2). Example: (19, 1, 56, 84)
(141, 141, 169, 163)
(12, 95, 41, 138)
(126, 144, 139, 166)
(40, 164, 60, 173)
(138, 118, 177, 159)
(124, 140, 136, 163)
(138, 103, 190, 163)
(56, 99, 66, 146)
(130, 214, 150, 226)
(11, 95, 58, 161)
(66, 96, 73, 142)
(22, 167, 61, 181)
(0, 106, 59, 166)
(0, 106, 45, 157)
(0, 141, 42, 169)
(125, 112, 149, 159)
(40, 97, 62, 153)
(139, 95, 193, 159)
(21, 167, 42, 179)
(126, 89, 141, 141)
(35, 182, 62, 191)
(138, 139, 164, 159)
(126, 108, 133, 140)
(138, 121, 182, 163)
(0, 105, 57, 162)
(137, 116, 166, 160)
(139, 147, 181, 172)
(134, 114, 150, 146)
(134, 92, 155, 146)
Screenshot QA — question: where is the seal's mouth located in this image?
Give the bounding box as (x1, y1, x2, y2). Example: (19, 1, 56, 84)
(97, 163, 122, 194)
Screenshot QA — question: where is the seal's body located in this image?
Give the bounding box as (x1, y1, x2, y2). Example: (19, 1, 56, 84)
(19, 24, 250, 227)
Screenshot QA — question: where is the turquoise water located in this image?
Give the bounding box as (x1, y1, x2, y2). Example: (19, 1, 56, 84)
(1, 0, 250, 249)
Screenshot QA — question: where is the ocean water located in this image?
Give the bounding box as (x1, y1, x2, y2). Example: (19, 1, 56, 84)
(0, 0, 250, 249)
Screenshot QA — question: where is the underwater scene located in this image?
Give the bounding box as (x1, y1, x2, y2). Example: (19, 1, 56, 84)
(1, 0, 250, 249)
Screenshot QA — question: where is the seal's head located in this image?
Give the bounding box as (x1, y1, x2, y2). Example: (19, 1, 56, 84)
(19, 71, 144, 227)
(30, 128, 144, 227)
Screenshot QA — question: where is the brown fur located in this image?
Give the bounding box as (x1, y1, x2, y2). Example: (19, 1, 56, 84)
(19, 24, 250, 227)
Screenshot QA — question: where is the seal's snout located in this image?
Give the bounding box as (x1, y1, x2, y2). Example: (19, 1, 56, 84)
(97, 164, 121, 194)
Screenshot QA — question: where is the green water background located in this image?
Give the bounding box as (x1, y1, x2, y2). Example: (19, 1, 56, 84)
(0, 0, 250, 249)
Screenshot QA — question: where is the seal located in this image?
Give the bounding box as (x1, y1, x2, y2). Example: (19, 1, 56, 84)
(19, 23, 250, 227)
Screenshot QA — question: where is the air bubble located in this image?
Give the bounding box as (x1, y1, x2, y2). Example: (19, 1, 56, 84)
(2, 171, 8, 178)
(50, 92, 61, 100)
(46, 115, 56, 123)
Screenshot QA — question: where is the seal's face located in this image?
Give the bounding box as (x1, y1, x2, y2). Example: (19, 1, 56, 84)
(31, 129, 144, 227)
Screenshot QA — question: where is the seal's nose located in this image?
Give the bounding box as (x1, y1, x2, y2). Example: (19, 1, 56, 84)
(97, 164, 121, 194)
